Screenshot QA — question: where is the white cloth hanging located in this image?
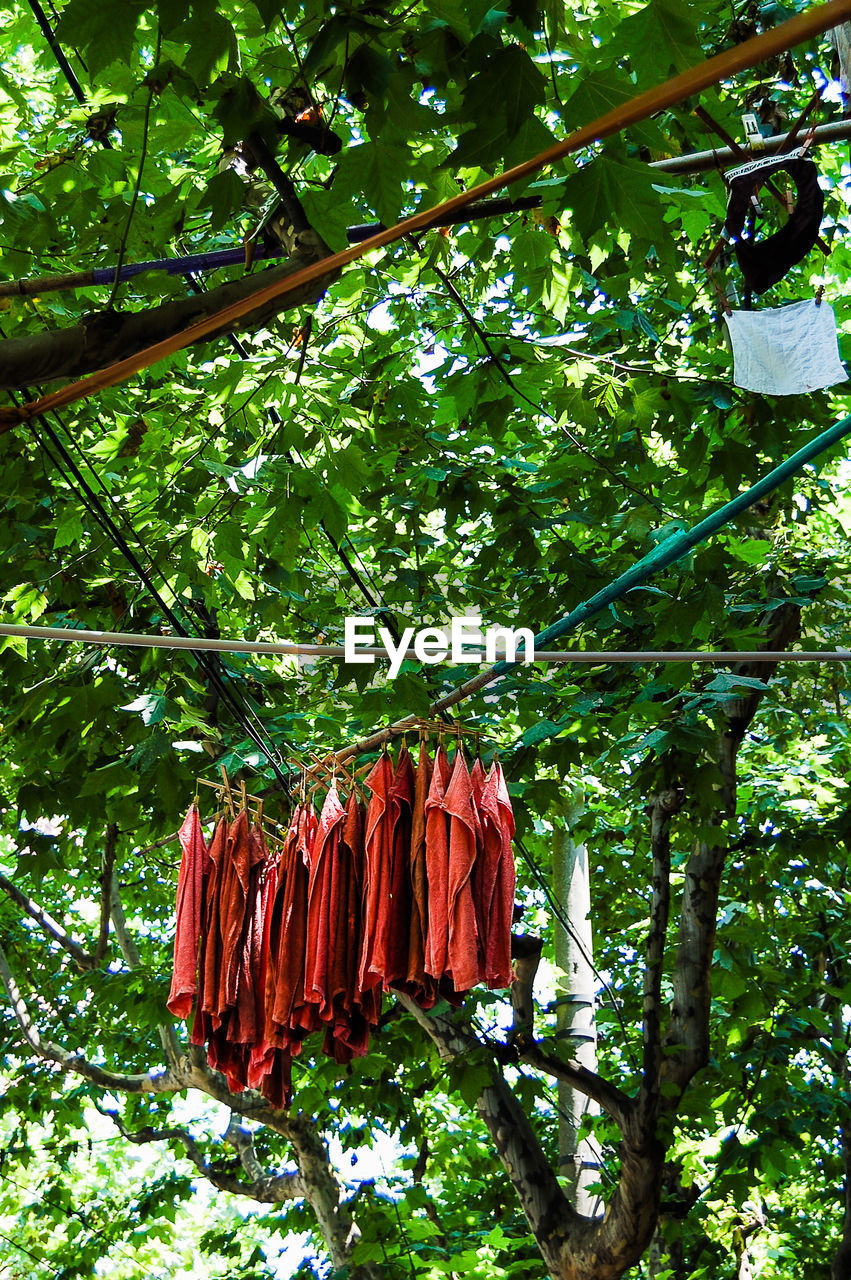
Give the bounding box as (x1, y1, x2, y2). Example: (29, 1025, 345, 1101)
(724, 299, 847, 396)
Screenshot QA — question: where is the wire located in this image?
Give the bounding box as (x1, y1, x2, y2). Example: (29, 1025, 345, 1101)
(514, 835, 640, 1072)
(15, 404, 291, 788)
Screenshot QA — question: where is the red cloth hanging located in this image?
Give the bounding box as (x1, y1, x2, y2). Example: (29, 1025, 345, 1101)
(406, 742, 437, 1008)
(443, 750, 480, 993)
(322, 790, 381, 1062)
(217, 809, 253, 1017)
(423, 745, 451, 983)
(383, 745, 415, 990)
(473, 760, 515, 988)
(359, 751, 395, 992)
(194, 812, 251, 1092)
(491, 761, 516, 987)
(304, 786, 347, 1015)
(191, 815, 228, 1049)
(267, 803, 317, 1053)
(167, 804, 210, 1020)
(247, 848, 279, 1091)
(229, 821, 271, 1050)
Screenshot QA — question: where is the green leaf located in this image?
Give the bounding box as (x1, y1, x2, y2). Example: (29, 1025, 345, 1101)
(341, 141, 410, 227)
(618, 0, 703, 84)
(53, 509, 85, 550)
(561, 153, 667, 244)
(490, 45, 546, 137)
(199, 168, 245, 231)
(56, 0, 144, 75)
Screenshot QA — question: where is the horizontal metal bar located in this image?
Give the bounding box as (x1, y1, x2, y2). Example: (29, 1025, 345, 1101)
(650, 116, 851, 174)
(0, 623, 849, 663)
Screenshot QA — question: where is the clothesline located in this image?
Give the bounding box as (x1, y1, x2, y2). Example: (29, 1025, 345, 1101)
(1, 0, 848, 428)
(1, 621, 849, 664)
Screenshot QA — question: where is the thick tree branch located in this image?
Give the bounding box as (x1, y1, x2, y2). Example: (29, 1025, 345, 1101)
(224, 1113, 267, 1182)
(397, 993, 578, 1262)
(0, 949, 374, 1278)
(179, 1046, 376, 1277)
(510, 933, 543, 1046)
(639, 788, 684, 1126)
(0, 234, 339, 389)
(663, 602, 802, 1102)
(399, 993, 668, 1278)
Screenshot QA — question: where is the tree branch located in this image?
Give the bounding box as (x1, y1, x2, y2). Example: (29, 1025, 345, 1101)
(509, 933, 543, 1047)
(110, 875, 181, 1069)
(396, 992, 580, 1271)
(0, 939, 178, 1094)
(520, 1043, 633, 1128)
(0, 872, 94, 970)
(93, 821, 117, 964)
(99, 1105, 304, 1202)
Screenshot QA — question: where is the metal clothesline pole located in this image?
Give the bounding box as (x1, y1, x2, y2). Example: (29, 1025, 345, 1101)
(0, 622, 849, 665)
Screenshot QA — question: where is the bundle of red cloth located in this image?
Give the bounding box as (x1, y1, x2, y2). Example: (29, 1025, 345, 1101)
(166, 742, 516, 1108)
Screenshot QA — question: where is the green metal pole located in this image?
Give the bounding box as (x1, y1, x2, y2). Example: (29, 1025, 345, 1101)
(431, 411, 851, 714)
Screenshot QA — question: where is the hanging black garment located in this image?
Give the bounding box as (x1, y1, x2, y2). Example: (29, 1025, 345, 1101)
(723, 153, 824, 295)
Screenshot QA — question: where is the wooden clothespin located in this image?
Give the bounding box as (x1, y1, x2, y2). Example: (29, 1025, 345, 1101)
(815, 284, 825, 306)
(219, 764, 235, 816)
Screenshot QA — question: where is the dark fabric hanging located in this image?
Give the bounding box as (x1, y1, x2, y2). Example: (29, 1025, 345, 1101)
(359, 751, 395, 993)
(267, 804, 317, 1055)
(383, 745, 415, 990)
(320, 790, 380, 1062)
(724, 155, 824, 295)
(304, 787, 347, 1027)
(191, 816, 227, 1052)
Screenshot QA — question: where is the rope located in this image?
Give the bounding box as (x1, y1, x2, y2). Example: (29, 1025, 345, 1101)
(1, 0, 849, 428)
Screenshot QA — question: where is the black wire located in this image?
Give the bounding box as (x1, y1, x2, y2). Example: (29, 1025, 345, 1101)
(26, 0, 87, 106)
(0, 302, 292, 779)
(514, 834, 640, 1072)
(10, 396, 291, 789)
(42, 404, 289, 770)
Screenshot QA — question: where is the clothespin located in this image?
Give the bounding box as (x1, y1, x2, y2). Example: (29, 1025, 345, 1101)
(240, 779, 248, 812)
(815, 285, 825, 306)
(741, 112, 765, 151)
